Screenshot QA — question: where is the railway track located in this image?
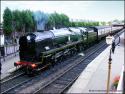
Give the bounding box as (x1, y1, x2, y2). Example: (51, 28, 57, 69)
(0, 72, 33, 94)
(2, 39, 106, 94)
(33, 41, 108, 93)
(1, 72, 24, 84)
(1, 30, 123, 94)
(1, 67, 24, 82)
(33, 30, 123, 93)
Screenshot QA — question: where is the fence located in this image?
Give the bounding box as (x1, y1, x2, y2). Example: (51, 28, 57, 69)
(0, 44, 19, 62)
(4, 44, 19, 56)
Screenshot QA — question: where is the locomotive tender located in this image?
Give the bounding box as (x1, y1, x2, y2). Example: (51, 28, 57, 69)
(14, 26, 123, 75)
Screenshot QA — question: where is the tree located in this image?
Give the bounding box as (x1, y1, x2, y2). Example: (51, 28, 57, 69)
(11, 10, 35, 35)
(60, 14, 70, 27)
(108, 21, 112, 26)
(45, 12, 60, 29)
(122, 20, 124, 24)
(25, 10, 35, 32)
(45, 12, 70, 29)
(45, 14, 55, 30)
(3, 7, 13, 36)
(12, 10, 23, 32)
(95, 22, 100, 26)
(52, 12, 61, 28)
(68, 21, 100, 27)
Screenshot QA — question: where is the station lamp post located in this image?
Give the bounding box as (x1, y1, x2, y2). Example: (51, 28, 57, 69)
(106, 35, 113, 94)
(106, 34, 120, 94)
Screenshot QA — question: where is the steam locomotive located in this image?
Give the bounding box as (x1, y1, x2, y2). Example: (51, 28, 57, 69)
(14, 26, 123, 75)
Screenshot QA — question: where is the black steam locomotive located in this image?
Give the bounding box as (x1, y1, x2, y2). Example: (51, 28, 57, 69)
(14, 26, 123, 75)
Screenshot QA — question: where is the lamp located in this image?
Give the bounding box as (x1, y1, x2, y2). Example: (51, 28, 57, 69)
(106, 35, 113, 45)
(106, 34, 120, 94)
(106, 35, 113, 94)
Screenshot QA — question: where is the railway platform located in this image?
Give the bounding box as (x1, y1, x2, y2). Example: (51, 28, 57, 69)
(0, 44, 19, 79)
(68, 30, 124, 93)
(0, 55, 19, 79)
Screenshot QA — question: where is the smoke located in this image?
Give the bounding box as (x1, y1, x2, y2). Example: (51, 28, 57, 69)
(33, 11, 48, 31)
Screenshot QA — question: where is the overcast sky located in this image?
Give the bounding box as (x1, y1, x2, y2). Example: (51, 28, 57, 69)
(1, 1, 124, 22)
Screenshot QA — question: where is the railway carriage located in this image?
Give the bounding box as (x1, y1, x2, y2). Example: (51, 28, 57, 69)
(91, 26, 123, 40)
(14, 26, 123, 75)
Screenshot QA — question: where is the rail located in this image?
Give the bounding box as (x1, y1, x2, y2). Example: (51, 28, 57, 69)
(33, 30, 124, 93)
(34, 43, 108, 93)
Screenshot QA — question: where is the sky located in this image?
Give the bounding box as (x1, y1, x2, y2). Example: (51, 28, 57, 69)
(1, 1, 124, 22)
